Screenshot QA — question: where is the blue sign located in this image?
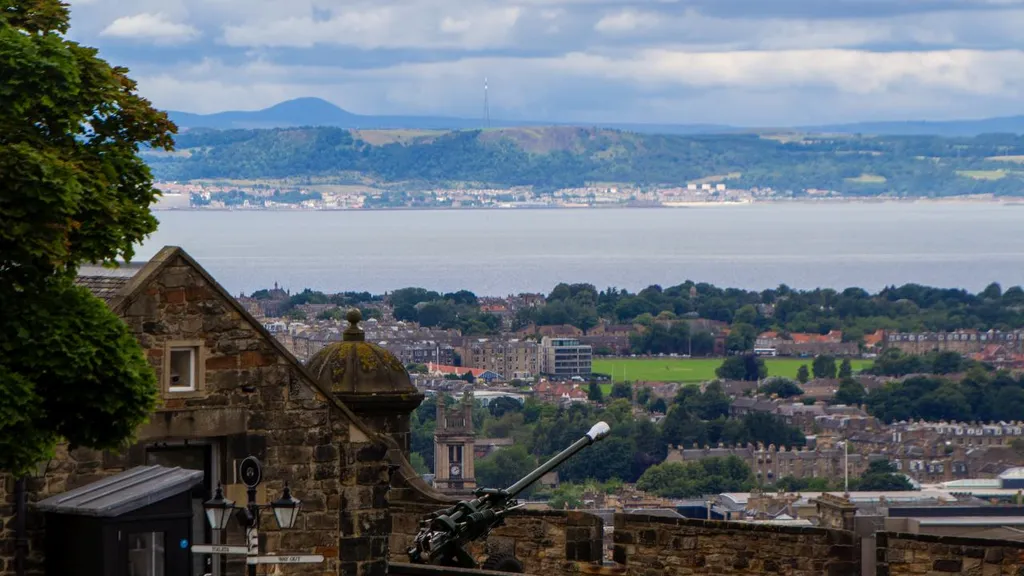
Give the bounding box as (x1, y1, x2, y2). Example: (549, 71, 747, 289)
(180, 539, 189, 549)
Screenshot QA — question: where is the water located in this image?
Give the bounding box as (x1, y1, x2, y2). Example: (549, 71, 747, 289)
(137, 203, 1024, 296)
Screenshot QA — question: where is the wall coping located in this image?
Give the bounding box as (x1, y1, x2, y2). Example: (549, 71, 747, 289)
(877, 531, 1024, 550)
(615, 512, 838, 537)
(388, 562, 538, 576)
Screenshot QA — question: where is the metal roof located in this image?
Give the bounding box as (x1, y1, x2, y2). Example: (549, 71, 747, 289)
(35, 466, 203, 518)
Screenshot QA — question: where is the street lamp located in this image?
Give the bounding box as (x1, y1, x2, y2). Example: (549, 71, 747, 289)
(270, 484, 302, 530)
(203, 485, 235, 531)
(200, 457, 314, 576)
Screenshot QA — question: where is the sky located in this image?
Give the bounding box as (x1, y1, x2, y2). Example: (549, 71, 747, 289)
(65, 0, 1024, 126)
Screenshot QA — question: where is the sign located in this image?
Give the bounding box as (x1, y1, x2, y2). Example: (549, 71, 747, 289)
(191, 545, 249, 555)
(247, 555, 325, 565)
(239, 456, 262, 488)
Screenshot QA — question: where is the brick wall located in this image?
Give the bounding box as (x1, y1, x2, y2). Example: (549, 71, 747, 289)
(876, 532, 1024, 576)
(613, 513, 860, 576)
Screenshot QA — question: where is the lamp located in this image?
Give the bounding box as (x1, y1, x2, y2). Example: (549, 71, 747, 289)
(203, 484, 236, 530)
(270, 483, 301, 529)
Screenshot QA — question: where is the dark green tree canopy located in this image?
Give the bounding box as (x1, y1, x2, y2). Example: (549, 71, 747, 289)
(0, 0, 173, 475)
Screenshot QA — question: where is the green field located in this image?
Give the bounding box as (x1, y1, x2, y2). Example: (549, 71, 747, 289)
(593, 357, 874, 384)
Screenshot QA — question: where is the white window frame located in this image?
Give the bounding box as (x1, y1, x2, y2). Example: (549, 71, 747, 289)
(164, 340, 205, 395)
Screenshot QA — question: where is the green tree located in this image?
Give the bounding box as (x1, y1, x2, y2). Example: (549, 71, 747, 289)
(547, 483, 585, 510)
(833, 378, 866, 406)
(716, 354, 768, 381)
(0, 1, 174, 475)
(858, 460, 914, 491)
(758, 378, 804, 399)
(636, 457, 754, 498)
(588, 382, 605, 403)
(475, 445, 537, 492)
(610, 381, 633, 400)
(838, 358, 853, 379)
(796, 364, 810, 384)
(812, 355, 838, 379)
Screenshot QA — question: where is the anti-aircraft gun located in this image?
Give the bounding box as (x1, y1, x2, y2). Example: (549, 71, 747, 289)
(408, 422, 612, 572)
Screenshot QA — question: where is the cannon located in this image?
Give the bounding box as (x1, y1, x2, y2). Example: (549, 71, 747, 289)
(408, 421, 611, 572)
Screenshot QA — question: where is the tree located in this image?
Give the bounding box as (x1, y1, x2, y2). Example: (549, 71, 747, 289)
(649, 397, 668, 414)
(1, 1, 174, 476)
(588, 382, 605, 403)
(475, 445, 537, 492)
(833, 378, 866, 406)
(610, 382, 633, 400)
(636, 456, 754, 498)
(487, 396, 522, 418)
(858, 460, 914, 491)
(796, 364, 810, 384)
(812, 356, 838, 379)
(716, 354, 768, 381)
(838, 359, 853, 379)
(758, 378, 804, 399)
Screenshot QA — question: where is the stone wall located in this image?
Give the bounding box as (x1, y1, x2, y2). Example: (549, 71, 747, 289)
(612, 513, 860, 576)
(876, 532, 1024, 576)
(389, 465, 603, 576)
(0, 248, 393, 576)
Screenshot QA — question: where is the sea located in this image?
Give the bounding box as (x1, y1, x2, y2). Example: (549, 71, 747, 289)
(137, 203, 1024, 296)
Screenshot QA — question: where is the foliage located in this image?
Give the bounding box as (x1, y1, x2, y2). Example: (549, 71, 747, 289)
(866, 370, 1024, 423)
(717, 354, 768, 381)
(866, 349, 975, 377)
(475, 445, 537, 493)
(662, 384, 804, 449)
(153, 127, 1024, 197)
(593, 357, 873, 383)
(637, 457, 755, 498)
(838, 359, 853, 379)
(388, 287, 499, 335)
(758, 378, 804, 398)
(833, 378, 867, 406)
(812, 356, 838, 379)
(0, 1, 172, 475)
(796, 364, 810, 384)
(588, 382, 604, 403)
(857, 460, 915, 491)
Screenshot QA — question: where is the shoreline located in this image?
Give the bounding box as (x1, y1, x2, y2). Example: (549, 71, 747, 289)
(153, 195, 1024, 212)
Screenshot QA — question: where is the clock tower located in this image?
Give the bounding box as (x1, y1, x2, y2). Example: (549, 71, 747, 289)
(433, 392, 476, 494)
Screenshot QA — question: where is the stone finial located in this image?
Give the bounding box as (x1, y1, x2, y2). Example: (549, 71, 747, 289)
(343, 308, 365, 342)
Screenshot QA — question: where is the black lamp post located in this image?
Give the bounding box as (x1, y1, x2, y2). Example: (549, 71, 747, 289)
(201, 457, 303, 576)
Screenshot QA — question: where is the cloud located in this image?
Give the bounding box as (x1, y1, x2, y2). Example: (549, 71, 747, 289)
(63, 0, 1024, 124)
(100, 12, 200, 43)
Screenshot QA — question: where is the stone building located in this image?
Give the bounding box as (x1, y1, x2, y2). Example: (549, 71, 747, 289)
(432, 394, 477, 494)
(665, 443, 868, 484)
(460, 339, 540, 379)
(0, 247, 397, 576)
(884, 329, 1024, 355)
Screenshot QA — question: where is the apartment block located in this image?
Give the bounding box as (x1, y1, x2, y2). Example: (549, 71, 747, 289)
(461, 339, 539, 379)
(540, 336, 593, 378)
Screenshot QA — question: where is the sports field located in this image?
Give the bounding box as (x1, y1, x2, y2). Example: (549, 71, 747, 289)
(593, 357, 874, 384)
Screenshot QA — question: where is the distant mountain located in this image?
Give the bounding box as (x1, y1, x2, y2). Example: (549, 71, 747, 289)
(165, 97, 736, 134)
(165, 97, 1024, 137)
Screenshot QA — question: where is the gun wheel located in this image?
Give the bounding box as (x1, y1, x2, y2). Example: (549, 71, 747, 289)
(481, 553, 524, 573)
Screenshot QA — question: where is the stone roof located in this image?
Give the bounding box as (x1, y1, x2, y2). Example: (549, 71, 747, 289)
(307, 309, 420, 399)
(74, 263, 145, 302)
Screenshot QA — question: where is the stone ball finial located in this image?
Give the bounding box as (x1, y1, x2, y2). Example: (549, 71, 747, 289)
(346, 308, 362, 327)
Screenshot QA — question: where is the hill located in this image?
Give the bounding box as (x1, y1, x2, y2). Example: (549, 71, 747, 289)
(166, 97, 1024, 137)
(146, 126, 1024, 196)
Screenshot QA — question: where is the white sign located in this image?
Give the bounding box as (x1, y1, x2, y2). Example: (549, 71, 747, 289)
(247, 555, 325, 565)
(191, 545, 249, 555)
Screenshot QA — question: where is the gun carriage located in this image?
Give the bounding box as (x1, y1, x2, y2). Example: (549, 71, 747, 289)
(407, 421, 611, 572)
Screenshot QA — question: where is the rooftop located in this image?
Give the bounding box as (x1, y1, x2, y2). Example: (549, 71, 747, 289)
(35, 465, 202, 518)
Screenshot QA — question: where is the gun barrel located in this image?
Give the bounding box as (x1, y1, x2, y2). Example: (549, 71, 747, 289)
(505, 421, 611, 498)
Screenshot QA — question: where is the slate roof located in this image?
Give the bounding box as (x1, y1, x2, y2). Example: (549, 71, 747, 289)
(74, 263, 145, 303)
(35, 465, 203, 517)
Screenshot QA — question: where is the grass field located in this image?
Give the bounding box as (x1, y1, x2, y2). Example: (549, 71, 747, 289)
(844, 173, 887, 183)
(593, 357, 874, 385)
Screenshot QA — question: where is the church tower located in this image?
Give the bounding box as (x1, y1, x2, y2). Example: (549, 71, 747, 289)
(433, 392, 476, 493)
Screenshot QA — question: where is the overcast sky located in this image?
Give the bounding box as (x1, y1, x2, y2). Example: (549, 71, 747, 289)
(66, 0, 1024, 126)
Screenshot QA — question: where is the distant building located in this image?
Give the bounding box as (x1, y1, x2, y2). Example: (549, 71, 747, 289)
(461, 339, 539, 379)
(884, 329, 1024, 355)
(540, 337, 592, 378)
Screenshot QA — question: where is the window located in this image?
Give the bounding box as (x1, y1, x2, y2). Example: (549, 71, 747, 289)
(163, 340, 205, 394)
(169, 348, 196, 391)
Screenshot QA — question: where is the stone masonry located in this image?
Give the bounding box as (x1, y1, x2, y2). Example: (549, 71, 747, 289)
(0, 247, 394, 576)
(613, 513, 861, 576)
(876, 532, 1024, 576)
